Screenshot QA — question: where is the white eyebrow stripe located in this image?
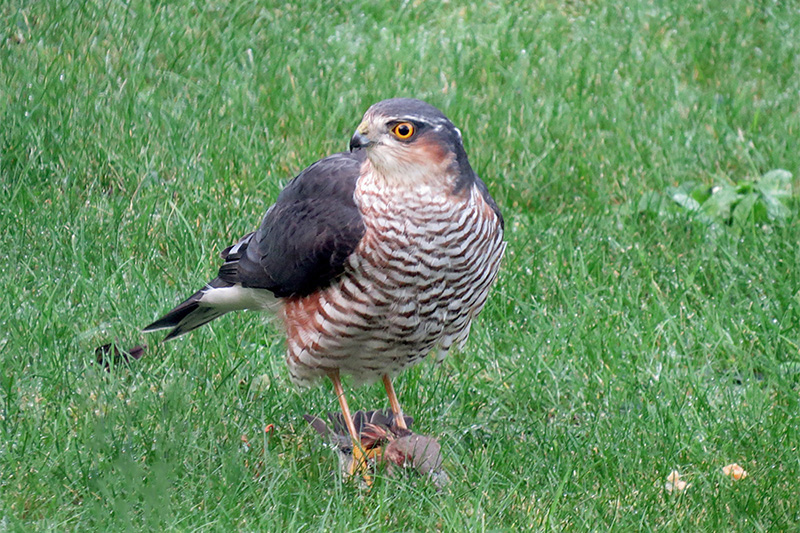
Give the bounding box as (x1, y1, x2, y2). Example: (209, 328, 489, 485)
(382, 114, 452, 128)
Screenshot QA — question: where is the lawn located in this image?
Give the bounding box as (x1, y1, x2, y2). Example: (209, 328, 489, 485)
(2, 0, 799, 530)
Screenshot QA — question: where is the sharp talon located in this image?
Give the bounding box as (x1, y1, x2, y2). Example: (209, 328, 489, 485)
(349, 443, 373, 486)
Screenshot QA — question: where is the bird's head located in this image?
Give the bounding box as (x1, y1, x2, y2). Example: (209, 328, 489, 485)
(350, 98, 473, 189)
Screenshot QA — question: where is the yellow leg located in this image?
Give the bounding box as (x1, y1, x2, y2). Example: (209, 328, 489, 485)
(382, 374, 408, 430)
(330, 370, 372, 484)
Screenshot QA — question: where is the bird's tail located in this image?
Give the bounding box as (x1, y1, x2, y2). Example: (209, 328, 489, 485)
(143, 278, 277, 341)
(143, 281, 230, 341)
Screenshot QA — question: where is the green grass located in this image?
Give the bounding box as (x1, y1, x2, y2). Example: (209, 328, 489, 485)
(2, 0, 800, 530)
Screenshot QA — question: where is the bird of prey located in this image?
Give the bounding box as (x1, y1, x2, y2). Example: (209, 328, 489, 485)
(144, 98, 505, 474)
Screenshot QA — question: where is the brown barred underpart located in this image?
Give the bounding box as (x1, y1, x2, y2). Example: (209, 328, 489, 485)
(283, 164, 505, 387)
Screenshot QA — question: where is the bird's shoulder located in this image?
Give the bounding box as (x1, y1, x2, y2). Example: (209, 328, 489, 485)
(275, 150, 366, 205)
(219, 151, 367, 297)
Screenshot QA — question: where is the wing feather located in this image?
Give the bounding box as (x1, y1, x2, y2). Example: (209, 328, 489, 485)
(218, 151, 366, 297)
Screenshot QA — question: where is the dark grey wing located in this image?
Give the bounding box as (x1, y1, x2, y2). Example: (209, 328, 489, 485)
(218, 151, 366, 298)
(144, 151, 365, 340)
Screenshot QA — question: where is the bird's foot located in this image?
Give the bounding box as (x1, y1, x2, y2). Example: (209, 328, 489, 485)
(348, 443, 381, 486)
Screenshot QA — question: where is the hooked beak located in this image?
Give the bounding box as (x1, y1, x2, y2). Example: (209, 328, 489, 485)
(349, 121, 373, 151)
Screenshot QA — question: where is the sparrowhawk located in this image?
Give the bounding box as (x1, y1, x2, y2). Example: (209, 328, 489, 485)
(144, 98, 505, 474)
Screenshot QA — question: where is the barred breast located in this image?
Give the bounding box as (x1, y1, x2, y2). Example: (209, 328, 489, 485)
(282, 178, 505, 387)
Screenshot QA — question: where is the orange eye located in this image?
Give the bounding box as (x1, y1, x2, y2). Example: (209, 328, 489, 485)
(392, 122, 415, 140)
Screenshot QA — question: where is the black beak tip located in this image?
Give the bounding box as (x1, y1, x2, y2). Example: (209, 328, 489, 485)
(350, 132, 370, 152)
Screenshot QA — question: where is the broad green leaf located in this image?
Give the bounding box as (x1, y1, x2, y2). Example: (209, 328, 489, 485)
(701, 186, 739, 222)
(669, 185, 701, 211)
(760, 190, 792, 220)
(637, 191, 666, 215)
(760, 168, 793, 188)
(757, 169, 793, 201)
(752, 197, 769, 223)
(732, 193, 759, 227)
